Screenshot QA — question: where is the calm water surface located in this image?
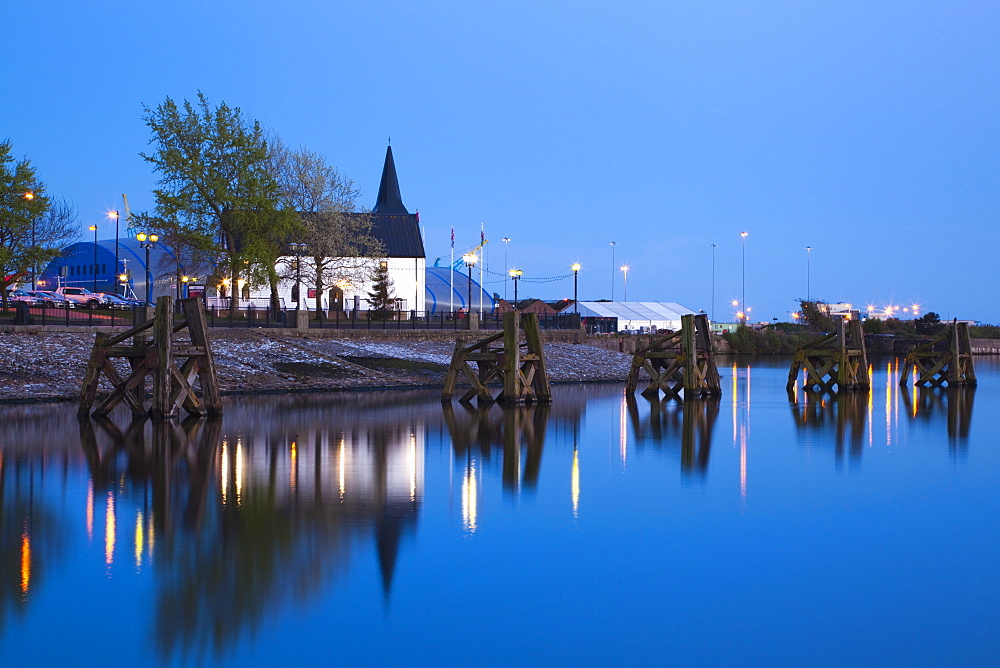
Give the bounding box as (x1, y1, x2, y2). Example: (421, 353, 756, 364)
(1, 356, 998, 666)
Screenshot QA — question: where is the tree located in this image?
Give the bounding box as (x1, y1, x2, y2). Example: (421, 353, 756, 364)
(268, 139, 384, 312)
(0, 141, 78, 306)
(141, 93, 299, 306)
(366, 262, 395, 318)
(915, 311, 943, 335)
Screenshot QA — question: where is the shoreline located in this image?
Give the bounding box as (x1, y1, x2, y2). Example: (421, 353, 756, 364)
(0, 329, 637, 406)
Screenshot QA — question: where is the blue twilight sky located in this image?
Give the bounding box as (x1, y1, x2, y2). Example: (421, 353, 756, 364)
(3, 1, 998, 323)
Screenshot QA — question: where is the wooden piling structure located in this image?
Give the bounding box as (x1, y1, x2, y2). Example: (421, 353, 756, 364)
(786, 316, 870, 393)
(624, 314, 721, 399)
(79, 296, 223, 419)
(899, 320, 977, 388)
(442, 311, 551, 405)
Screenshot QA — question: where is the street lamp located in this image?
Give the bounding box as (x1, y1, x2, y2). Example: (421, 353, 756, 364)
(806, 245, 812, 303)
(502, 237, 510, 301)
(610, 241, 617, 301)
(89, 225, 98, 293)
(620, 264, 630, 301)
(711, 243, 716, 321)
(108, 211, 120, 295)
(740, 231, 748, 324)
(509, 268, 522, 309)
(136, 232, 158, 304)
(463, 252, 478, 316)
(290, 243, 307, 310)
(22, 192, 38, 289)
(571, 263, 581, 314)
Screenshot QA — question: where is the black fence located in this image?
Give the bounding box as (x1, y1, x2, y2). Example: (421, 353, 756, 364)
(0, 303, 141, 328)
(1, 303, 582, 332)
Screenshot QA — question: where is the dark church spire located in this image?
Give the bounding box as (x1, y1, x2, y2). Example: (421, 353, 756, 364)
(372, 145, 409, 214)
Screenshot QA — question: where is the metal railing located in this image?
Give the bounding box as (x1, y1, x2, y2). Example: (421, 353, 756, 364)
(0, 303, 582, 332)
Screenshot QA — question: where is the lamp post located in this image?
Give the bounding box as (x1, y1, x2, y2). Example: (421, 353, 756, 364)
(806, 245, 812, 303)
(610, 241, 617, 300)
(620, 264, 630, 301)
(136, 232, 158, 304)
(108, 211, 120, 295)
(740, 231, 748, 324)
(502, 237, 510, 301)
(290, 243, 306, 310)
(509, 268, 522, 309)
(571, 263, 581, 313)
(463, 252, 478, 316)
(88, 225, 98, 292)
(23, 192, 37, 289)
(711, 243, 716, 321)
(181, 275, 190, 299)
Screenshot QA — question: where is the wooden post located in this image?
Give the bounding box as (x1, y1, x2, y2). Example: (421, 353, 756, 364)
(442, 310, 551, 405)
(899, 319, 977, 388)
(625, 314, 720, 400)
(78, 296, 223, 420)
(787, 315, 869, 394)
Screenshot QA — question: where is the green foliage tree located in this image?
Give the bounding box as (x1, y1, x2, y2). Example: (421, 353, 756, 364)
(799, 300, 836, 332)
(141, 93, 299, 306)
(0, 141, 78, 306)
(268, 139, 384, 311)
(366, 262, 395, 319)
(914, 311, 943, 335)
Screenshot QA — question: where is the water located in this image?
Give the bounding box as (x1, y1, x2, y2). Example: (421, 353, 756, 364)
(2, 356, 998, 666)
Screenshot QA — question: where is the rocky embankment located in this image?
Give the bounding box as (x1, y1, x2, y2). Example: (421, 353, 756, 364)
(0, 330, 636, 403)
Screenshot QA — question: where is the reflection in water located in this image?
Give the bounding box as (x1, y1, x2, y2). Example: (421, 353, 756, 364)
(790, 391, 870, 464)
(625, 395, 720, 478)
(790, 357, 978, 461)
(443, 402, 551, 496)
(73, 393, 430, 661)
(901, 387, 977, 455)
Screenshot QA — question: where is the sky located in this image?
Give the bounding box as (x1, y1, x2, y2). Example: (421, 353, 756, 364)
(3, 1, 999, 323)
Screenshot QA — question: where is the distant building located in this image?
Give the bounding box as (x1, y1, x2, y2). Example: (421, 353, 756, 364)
(576, 301, 698, 333)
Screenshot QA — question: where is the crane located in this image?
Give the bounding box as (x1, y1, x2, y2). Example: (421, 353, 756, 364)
(434, 238, 488, 271)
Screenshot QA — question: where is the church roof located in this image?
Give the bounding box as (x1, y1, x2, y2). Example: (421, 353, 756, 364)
(362, 212, 425, 258)
(372, 145, 408, 214)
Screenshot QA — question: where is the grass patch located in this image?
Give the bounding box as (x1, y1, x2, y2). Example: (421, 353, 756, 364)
(274, 361, 361, 379)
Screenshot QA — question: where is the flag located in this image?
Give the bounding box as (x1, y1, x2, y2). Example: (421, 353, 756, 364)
(451, 226, 454, 249)
(480, 225, 485, 244)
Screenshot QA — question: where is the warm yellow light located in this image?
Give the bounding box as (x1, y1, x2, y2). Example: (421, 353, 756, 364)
(509, 268, 522, 278)
(89, 225, 97, 231)
(181, 275, 190, 283)
(136, 232, 147, 242)
(740, 231, 748, 238)
(220, 277, 230, 286)
(463, 253, 478, 266)
(731, 299, 739, 306)
(791, 312, 800, 320)
(107, 211, 118, 219)
(118, 273, 127, 283)
(571, 263, 581, 272)
(23, 192, 34, 200)
(149, 234, 158, 243)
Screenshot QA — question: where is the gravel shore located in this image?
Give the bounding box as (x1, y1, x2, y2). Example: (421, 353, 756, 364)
(0, 330, 635, 403)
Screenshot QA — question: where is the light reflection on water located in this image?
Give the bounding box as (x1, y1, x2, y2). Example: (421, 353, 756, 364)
(0, 357, 998, 665)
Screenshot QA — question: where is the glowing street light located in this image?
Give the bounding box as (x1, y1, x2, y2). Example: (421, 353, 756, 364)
(740, 231, 748, 324)
(571, 263, 581, 314)
(108, 211, 121, 295)
(89, 225, 99, 293)
(620, 264, 630, 301)
(463, 252, 478, 316)
(509, 268, 522, 308)
(136, 232, 159, 304)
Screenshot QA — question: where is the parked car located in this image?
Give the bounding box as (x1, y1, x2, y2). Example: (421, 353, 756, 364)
(55, 287, 107, 305)
(9, 289, 43, 306)
(32, 291, 75, 307)
(102, 294, 137, 310)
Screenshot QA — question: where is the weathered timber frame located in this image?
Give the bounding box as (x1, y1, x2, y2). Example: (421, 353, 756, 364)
(624, 314, 721, 399)
(898, 320, 977, 388)
(786, 316, 870, 393)
(442, 311, 552, 405)
(79, 296, 223, 419)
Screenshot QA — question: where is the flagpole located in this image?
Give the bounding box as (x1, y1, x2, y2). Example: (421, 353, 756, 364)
(450, 226, 454, 315)
(479, 223, 485, 316)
